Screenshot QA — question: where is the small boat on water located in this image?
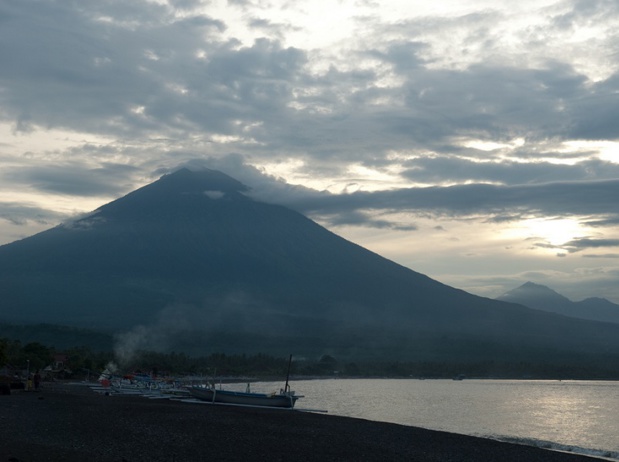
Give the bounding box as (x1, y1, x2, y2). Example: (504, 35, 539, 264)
(189, 386, 300, 408)
(188, 354, 301, 409)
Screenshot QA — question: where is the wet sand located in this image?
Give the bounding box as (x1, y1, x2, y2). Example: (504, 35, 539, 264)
(0, 383, 600, 462)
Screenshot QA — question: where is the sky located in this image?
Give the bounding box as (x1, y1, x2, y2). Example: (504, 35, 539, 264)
(2, 0, 619, 303)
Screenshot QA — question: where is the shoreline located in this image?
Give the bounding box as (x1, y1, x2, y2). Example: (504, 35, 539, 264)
(0, 383, 602, 462)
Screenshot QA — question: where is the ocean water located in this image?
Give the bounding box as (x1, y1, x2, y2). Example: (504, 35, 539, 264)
(250, 378, 619, 460)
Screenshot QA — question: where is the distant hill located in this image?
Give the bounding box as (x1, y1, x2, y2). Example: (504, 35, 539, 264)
(497, 282, 619, 324)
(2, 168, 619, 366)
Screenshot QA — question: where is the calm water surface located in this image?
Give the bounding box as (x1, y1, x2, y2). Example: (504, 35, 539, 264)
(250, 379, 619, 460)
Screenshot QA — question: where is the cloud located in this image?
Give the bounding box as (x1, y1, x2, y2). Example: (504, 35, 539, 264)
(583, 253, 619, 259)
(563, 238, 619, 253)
(0, 0, 229, 136)
(401, 157, 619, 186)
(1, 0, 615, 177)
(0, 0, 592, 162)
(570, 76, 619, 140)
(0, 162, 139, 196)
(0, 203, 65, 227)
(280, 179, 619, 224)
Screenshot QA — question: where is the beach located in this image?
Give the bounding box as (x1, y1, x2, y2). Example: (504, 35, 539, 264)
(0, 384, 600, 462)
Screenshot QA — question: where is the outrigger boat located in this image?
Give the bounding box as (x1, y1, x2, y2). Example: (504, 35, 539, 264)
(188, 386, 299, 408)
(188, 355, 301, 409)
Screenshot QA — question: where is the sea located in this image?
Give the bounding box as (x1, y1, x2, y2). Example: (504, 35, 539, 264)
(248, 378, 619, 460)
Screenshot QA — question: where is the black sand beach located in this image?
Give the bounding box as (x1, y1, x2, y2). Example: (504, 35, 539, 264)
(0, 384, 600, 462)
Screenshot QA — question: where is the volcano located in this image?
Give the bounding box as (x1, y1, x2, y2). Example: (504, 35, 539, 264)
(2, 168, 619, 362)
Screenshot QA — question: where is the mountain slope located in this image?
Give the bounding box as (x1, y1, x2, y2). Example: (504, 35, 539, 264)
(2, 169, 619, 362)
(498, 282, 619, 324)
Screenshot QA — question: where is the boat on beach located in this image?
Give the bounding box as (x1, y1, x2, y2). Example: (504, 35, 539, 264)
(188, 385, 300, 408)
(188, 354, 301, 409)
(95, 355, 303, 408)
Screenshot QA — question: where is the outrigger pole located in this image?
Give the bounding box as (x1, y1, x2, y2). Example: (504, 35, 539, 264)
(284, 354, 293, 393)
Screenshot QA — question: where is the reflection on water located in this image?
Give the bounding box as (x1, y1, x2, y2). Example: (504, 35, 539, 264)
(252, 379, 619, 459)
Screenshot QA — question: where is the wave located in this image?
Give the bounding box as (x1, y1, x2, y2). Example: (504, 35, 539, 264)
(490, 435, 619, 461)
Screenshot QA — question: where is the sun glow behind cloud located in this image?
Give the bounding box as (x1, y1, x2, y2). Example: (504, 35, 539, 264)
(199, 0, 369, 49)
(507, 217, 588, 249)
(563, 140, 619, 164)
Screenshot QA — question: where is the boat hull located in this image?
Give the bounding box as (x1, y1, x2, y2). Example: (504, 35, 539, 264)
(189, 387, 298, 408)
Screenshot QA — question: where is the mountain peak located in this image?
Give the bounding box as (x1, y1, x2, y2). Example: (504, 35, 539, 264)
(520, 281, 554, 292)
(498, 281, 571, 304)
(3, 170, 619, 363)
(158, 168, 249, 194)
(498, 282, 619, 324)
(88, 168, 251, 220)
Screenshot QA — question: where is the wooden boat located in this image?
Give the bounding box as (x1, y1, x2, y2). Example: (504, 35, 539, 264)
(188, 354, 301, 409)
(188, 386, 300, 408)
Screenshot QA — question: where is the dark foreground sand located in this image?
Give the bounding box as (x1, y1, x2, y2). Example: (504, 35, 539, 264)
(0, 384, 600, 462)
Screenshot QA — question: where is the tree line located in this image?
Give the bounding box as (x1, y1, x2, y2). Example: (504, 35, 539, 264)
(2, 338, 618, 380)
